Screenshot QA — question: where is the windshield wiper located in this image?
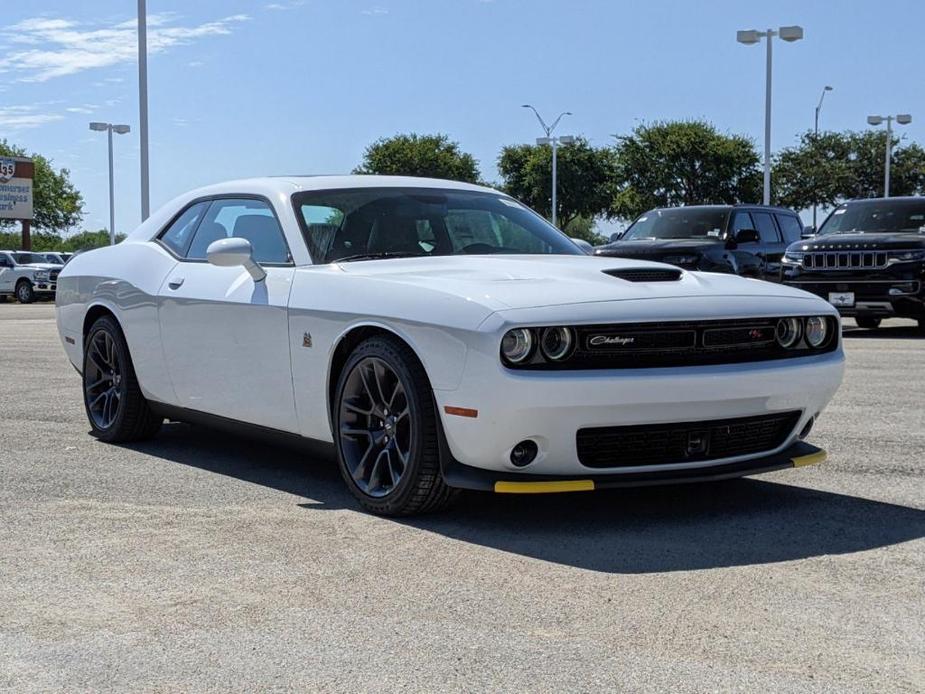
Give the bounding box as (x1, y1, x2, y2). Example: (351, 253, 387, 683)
(334, 252, 423, 263)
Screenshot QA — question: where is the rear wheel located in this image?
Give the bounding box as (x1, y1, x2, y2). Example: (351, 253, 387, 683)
(855, 316, 881, 330)
(15, 280, 34, 304)
(334, 335, 456, 516)
(83, 315, 163, 442)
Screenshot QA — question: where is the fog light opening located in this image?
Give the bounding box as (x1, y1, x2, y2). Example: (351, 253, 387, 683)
(510, 440, 539, 467)
(798, 417, 815, 440)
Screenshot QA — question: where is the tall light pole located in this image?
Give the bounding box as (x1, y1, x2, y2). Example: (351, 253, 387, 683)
(813, 85, 833, 230)
(522, 104, 575, 228)
(867, 114, 912, 198)
(138, 0, 150, 220)
(737, 25, 804, 205)
(90, 122, 132, 245)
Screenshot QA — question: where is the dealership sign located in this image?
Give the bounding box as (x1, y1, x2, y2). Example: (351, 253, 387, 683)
(0, 156, 34, 220)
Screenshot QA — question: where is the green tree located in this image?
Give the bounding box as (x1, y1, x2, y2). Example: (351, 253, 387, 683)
(774, 130, 925, 212)
(497, 137, 615, 230)
(354, 133, 480, 183)
(563, 216, 606, 245)
(610, 121, 761, 221)
(0, 140, 84, 231)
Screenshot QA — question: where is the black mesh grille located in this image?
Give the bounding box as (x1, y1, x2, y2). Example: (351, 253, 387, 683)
(576, 411, 801, 468)
(604, 268, 683, 282)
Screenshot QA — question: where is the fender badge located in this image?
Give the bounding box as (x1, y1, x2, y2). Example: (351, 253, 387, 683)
(302, 332, 312, 348)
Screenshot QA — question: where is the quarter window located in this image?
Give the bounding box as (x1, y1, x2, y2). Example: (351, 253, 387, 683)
(158, 201, 209, 257)
(775, 214, 803, 244)
(187, 198, 291, 264)
(751, 211, 781, 243)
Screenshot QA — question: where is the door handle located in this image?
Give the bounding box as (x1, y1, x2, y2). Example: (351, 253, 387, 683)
(167, 278, 185, 290)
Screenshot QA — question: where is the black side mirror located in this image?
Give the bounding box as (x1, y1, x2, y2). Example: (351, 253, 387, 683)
(801, 225, 816, 239)
(734, 228, 760, 244)
(609, 231, 624, 243)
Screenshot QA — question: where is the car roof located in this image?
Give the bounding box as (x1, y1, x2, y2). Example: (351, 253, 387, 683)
(648, 203, 798, 214)
(840, 196, 925, 204)
(182, 174, 497, 199)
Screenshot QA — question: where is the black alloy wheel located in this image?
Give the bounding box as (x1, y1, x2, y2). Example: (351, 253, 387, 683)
(334, 335, 456, 516)
(82, 315, 163, 442)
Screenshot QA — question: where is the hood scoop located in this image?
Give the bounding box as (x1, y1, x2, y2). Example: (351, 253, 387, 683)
(604, 267, 682, 282)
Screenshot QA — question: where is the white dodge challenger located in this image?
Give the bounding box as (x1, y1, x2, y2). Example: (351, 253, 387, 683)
(56, 176, 844, 515)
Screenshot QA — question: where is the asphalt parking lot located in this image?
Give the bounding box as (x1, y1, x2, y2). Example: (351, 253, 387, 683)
(1, 303, 923, 693)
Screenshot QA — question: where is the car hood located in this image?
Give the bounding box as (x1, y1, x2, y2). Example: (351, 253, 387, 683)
(796, 232, 925, 251)
(19, 263, 60, 271)
(336, 255, 812, 311)
(595, 238, 722, 257)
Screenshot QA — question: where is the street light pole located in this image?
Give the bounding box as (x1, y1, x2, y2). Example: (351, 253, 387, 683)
(90, 122, 132, 245)
(813, 85, 833, 230)
(737, 25, 804, 206)
(867, 113, 912, 198)
(138, 0, 150, 221)
(521, 105, 574, 228)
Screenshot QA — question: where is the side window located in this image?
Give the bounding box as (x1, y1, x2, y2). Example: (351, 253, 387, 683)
(775, 214, 803, 244)
(730, 211, 754, 234)
(158, 201, 209, 257)
(0, 254, 11, 267)
(188, 198, 291, 264)
(751, 211, 781, 243)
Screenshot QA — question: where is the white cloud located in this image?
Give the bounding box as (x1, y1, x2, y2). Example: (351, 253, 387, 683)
(361, 7, 389, 15)
(65, 104, 98, 114)
(265, 0, 306, 10)
(0, 105, 64, 129)
(0, 13, 250, 82)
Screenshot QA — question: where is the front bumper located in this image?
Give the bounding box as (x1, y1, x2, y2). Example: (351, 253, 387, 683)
(433, 347, 844, 477)
(441, 440, 826, 492)
(782, 263, 925, 318)
(35, 282, 57, 294)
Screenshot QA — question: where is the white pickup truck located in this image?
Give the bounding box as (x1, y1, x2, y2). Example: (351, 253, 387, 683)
(0, 250, 61, 303)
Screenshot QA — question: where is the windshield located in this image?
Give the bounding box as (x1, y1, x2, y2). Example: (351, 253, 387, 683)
(622, 208, 728, 241)
(12, 252, 46, 265)
(819, 199, 925, 235)
(292, 187, 583, 263)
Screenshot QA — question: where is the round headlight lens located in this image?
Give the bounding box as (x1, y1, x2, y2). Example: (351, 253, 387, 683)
(804, 316, 829, 347)
(540, 327, 575, 361)
(775, 318, 802, 348)
(501, 328, 534, 364)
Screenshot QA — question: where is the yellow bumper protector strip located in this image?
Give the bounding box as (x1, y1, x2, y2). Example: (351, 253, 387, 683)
(791, 449, 827, 468)
(494, 480, 595, 494)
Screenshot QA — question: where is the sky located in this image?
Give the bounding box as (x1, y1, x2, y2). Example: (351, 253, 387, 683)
(2, 0, 924, 234)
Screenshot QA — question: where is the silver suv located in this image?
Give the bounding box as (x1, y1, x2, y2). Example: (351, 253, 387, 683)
(0, 251, 61, 303)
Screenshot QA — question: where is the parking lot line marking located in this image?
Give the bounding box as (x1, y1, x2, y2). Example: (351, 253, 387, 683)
(494, 480, 595, 493)
(791, 449, 827, 467)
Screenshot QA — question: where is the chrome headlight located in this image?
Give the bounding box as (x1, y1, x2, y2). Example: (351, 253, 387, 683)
(501, 328, 534, 364)
(887, 249, 925, 262)
(775, 318, 802, 348)
(540, 327, 575, 361)
(783, 250, 804, 263)
(804, 316, 829, 348)
(33, 270, 49, 281)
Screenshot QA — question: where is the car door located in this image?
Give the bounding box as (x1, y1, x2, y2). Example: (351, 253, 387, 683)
(0, 253, 13, 292)
(750, 210, 787, 281)
(156, 196, 299, 433)
(727, 211, 762, 277)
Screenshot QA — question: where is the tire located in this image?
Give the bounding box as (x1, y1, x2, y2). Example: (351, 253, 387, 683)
(15, 280, 34, 304)
(333, 335, 457, 516)
(83, 315, 163, 443)
(855, 317, 881, 330)
(0, 294, 7, 303)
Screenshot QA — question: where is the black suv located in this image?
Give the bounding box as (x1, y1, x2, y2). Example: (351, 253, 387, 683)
(594, 204, 804, 282)
(782, 197, 925, 330)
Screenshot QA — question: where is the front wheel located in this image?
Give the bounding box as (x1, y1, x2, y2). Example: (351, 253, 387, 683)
(855, 316, 881, 330)
(334, 335, 456, 516)
(83, 315, 163, 442)
(16, 280, 34, 304)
